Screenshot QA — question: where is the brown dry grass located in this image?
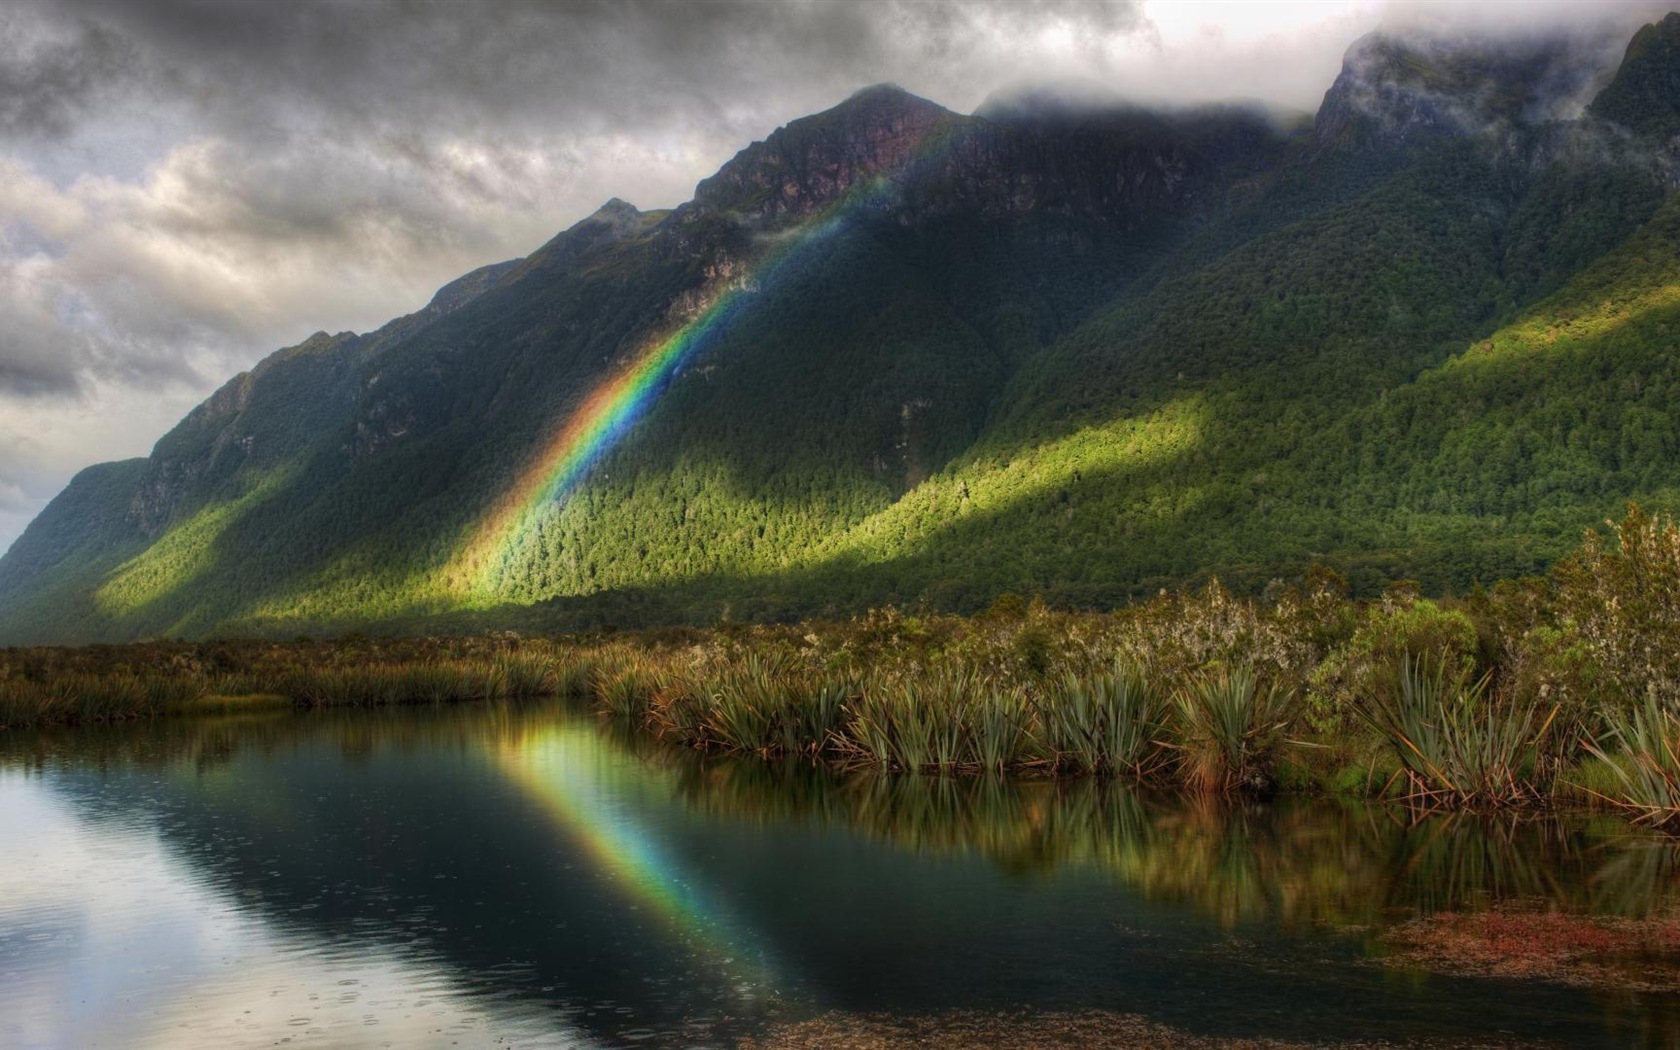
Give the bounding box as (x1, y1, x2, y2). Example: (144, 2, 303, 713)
(1381, 905, 1680, 992)
(737, 1009, 1547, 1049)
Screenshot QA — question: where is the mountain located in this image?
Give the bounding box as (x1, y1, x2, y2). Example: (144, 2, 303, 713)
(5, 18, 1680, 644)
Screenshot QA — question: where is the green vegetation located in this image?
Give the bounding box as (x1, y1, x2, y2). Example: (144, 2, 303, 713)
(1036, 661, 1168, 777)
(6, 509, 1680, 825)
(0, 634, 589, 729)
(1174, 666, 1293, 795)
(1356, 654, 1560, 806)
(1582, 694, 1680, 827)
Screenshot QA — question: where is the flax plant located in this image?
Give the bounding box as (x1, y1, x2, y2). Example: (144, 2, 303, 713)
(591, 647, 664, 720)
(1582, 692, 1680, 826)
(1036, 661, 1168, 776)
(1174, 665, 1292, 794)
(844, 666, 1031, 773)
(1357, 653, 1559, 806)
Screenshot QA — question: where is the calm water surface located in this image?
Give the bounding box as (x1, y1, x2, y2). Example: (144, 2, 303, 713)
(3, 702, 1679, 1048)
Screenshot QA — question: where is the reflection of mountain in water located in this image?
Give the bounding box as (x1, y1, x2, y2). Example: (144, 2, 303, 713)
(13, 704, 1680, 1048)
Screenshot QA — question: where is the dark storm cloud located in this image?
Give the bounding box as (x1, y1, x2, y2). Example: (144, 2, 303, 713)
(0, 0, 1159, 405)
(0, 9, 140, 139)
(3, 0, 1150, 149)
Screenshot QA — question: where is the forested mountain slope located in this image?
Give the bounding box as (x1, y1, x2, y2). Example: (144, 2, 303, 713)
(5, 16, 1680, 643)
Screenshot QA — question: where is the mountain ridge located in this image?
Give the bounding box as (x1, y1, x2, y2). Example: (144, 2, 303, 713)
(5, 16, 1680, 643)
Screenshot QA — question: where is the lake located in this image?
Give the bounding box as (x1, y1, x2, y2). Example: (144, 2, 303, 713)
(3, 701, 1677, 1048)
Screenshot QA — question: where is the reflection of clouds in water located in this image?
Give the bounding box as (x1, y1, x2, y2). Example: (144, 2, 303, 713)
(0, 771, 597, 1049)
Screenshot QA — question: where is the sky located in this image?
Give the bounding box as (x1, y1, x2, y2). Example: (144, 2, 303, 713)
(0, 0, 1672, 555)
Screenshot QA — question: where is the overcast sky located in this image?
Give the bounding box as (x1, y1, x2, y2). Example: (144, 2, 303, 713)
(0, 0, 1672, 555)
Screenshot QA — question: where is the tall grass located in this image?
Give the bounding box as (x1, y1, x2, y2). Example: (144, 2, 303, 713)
(591, 646, 664, 720)
(0, 651, 574, 729)
(1357, 654, 1560, 806)
(843, 666, 1033, 774)
(1174, 665, 1292, 794)
(0, 672, 207, 728)
(267, 655, 560, 708)
(1582, 693, 1680, 826)
(649, 651, 855, 756)
(1036, 662, 1168, 776)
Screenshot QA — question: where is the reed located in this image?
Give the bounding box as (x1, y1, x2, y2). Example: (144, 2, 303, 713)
(700, 653, 783, 754)
(549, 654, 594, 697)
(0, 671, 209, 727)
(1357, 653, 1559, 806)
(257, 656, 566, 709)
(639, 650, 856, 756)
(1174, 665, 1292, 794)
(971, 681, 1033, 774)
(0, 679, 45, 728)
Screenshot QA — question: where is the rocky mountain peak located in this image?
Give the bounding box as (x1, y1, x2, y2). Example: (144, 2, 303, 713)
(1315, 28, 1620, 152)
(1589, 11, 1680, 137)
(691, 83, 960, 219)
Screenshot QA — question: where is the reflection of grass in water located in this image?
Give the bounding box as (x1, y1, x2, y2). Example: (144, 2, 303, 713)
(1388, 813, 1570, 913)
(0, 698, 591, 776)
(16, 700, 1680, 952)
(651, 740, 1680, 932)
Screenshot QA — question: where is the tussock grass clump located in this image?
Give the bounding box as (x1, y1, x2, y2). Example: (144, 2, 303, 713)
(650, 651, 856, 756)
(844, 666, 1033, 774)
(591, 647, 664, 720)
(1357, 654, 1560, 806)
(1036, 662, 1168, 776)
(1582, 693, 1680, 826)
(1174, 665, 1292, 794)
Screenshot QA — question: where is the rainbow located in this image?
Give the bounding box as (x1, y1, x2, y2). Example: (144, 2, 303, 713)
(454, 277, 761, 597)
(453, 109, 967, 598)
(454, 206, 855, 597)
(491, 723, 783, 995)
(457, 117, 958, 598)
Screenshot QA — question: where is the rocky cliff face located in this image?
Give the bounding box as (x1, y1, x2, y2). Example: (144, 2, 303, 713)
(132, 256, 531, 537)
(692, 84, 962, 220)
(689, 84, 1283, 233)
